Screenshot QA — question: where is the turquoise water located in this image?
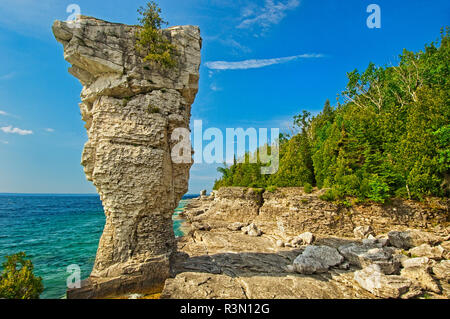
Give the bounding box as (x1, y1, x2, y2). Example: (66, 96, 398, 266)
(0, 194, 195, 299)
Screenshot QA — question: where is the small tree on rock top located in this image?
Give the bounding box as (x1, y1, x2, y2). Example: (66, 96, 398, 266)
(135, 1, 177, 69)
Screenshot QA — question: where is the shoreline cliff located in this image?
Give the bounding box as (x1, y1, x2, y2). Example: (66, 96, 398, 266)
(161, 187, 449, 299)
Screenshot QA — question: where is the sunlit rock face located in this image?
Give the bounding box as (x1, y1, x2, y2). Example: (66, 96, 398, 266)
(53, 16, 201, 298)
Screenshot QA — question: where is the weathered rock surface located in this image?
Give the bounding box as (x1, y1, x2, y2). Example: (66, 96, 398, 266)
(293, 245, 344, 274)
(400, 265, 441, 293)
(338, 243, 399, 275)
(354, 264, 412, 298)
(388, 230, 441, 249)
(354, 226, 375, 239)
(185, 187, 449, 239)
(162, 230, 374, 299)
(432, 260, 450, 283)
(409, 244, 444, 260)
(171, 189, 449, 299)
(53, 16, 201, 298)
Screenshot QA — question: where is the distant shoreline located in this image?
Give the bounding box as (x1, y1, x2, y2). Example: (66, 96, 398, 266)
(0, 193, 201, 197)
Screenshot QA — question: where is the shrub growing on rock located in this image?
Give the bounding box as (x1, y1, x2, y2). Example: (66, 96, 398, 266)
(135, 1, 177, 68)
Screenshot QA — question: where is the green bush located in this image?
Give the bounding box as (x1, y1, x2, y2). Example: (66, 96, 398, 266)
(319, 188, 341, 202)
(266, 185, 278, 193)
(366, 175, 390, 203)
(303, 182, 313, 193)
(0, 252, 44, 299)
(135, 1, 177, 69)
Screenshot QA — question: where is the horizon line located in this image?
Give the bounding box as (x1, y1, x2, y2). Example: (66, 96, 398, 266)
(0, 192, 201, 196)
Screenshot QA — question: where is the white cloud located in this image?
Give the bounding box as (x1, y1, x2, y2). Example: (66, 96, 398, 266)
(45, 128, 55, 133)
(237, 0, 300, 31)
(1, 125, 33, 135)
(0, 72, 16, 80)
(0, 110, 8, 116)
(205, 53, 323, 70)
(210, 83, 222, 92)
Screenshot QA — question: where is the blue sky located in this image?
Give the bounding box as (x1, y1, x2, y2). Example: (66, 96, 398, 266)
(0, 0, 448, 194)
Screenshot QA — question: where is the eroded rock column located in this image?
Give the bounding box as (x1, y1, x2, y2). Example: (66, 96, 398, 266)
(52, 16, 201, 298)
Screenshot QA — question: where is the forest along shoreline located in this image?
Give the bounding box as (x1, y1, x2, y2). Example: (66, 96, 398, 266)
(162, 187, 450, 299)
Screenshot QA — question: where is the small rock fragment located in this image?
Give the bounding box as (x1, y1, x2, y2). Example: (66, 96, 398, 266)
(353, 226, 375, 239)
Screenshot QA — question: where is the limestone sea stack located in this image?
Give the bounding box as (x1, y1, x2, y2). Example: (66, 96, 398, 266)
(52, 16, 201, 298)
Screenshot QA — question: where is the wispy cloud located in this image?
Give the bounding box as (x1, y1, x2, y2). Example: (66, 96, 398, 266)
(237, 0, 300, 32)
(44, 128, 55, 133)
(210, 83, 222, 92)
(0, 72, 16, 80)
(0, 140, 8, 144)
(1, 125, 33, 135)
(0, 110, 8, 116)
(205, 53, 324, 70)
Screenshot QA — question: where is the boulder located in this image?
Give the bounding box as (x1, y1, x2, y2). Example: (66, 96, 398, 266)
(432, 260, 450, 283)
(388, 230, 441, 249)
(400, 266, 440, 293)
(401, 257, 430, 269)
(354, 226, 375, 239)
(409, 244, 444, 260)
(338, 243, 399, 274)
(293, 245, 344, 274)
(200, 190, 207, 196)
(354, 264, 412, 298)
(293, 256, 328, 274)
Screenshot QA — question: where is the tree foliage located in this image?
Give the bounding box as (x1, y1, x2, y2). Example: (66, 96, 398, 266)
(0, 252, 44, 299)
(135, 1, 177, 68)
(214, 28, 450, 202)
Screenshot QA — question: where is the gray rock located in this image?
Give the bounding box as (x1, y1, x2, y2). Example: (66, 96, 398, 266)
(362, 238, 378, 246)
(377, 237, 390, 247)
(338, 243, 399, 274)
(354, 264, 412, 298)
(388, 230, 441, 249)
(293, 245, 344, 274)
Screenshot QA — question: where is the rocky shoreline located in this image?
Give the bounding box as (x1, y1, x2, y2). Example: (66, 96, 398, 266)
(161, 187, 449, 299)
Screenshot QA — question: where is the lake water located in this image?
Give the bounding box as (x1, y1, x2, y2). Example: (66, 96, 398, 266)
(0, 193, 196, 299)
